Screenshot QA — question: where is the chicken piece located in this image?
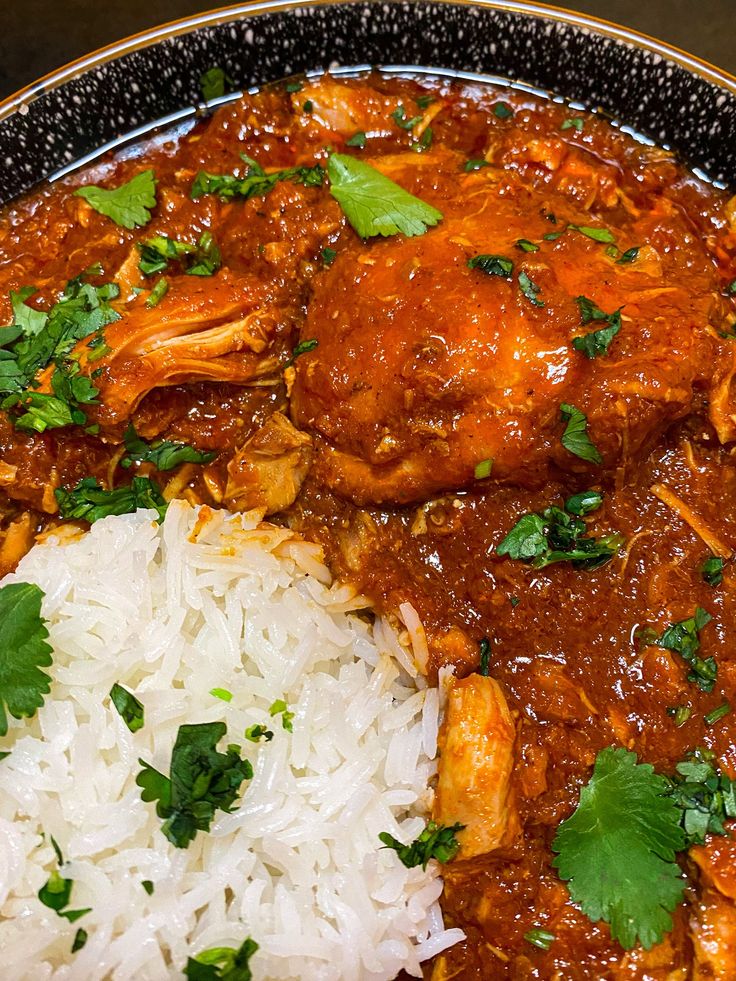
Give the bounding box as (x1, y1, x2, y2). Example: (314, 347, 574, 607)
(224, 412, 313, 515)
(291, 149, 719, 505)
(434, 672, 519, 859)
(690, 828, 736, 979)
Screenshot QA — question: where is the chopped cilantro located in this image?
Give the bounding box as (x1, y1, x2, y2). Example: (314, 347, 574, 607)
(55, 476, 168, 524)
(136, 722, 253, 849)
(142, 880, 155, 895)
(74, 169, 157, 229)
(701, 555, 724, 587)
(71, 927, 88, 953)
(290, 339, 318, 363)
(121, 424, 216, 472)
(191, 156, 324, 201)
(467, 254, 513, 278)
(38, 861, 91, 925)
(568, 223, 616, 244)
(412, 127, 433, 153)
(518, 270, 544, 307)
(524, 928, 555, 950)
(138, 233, 221, 277)
(284, 80, 303, 93)
(302, 100, 313, 113)
(321, 247, 337, 265)
(244, 724, 273, 743)
(705, 701, 731, 726)
(560, 403, 602, 464)
(561, 117, 584, 132)
(210, 687, 233, 702)
(564, 489, 604, 516)
(478, 637, 491, 676)
(327, 153, 442, 239)
(552, 747, 686, 950)
(515, 239, 540, 253)
(572, 296, 622, 358)
(617, 246, 640, 264)
(655, 607, 716, 692)
(146, 277, 169, 308)
(416, 94, 434, 110)
(543, 230, 565, 241)
(463, 159, 490, 172)
(184, 937, 259, 981)
(497, 495, 621, 571)
(391, 105, 423, 130)
(346, 131, 367, 148)
(667, 705, 692, 727)
(379, 820, 465, 870)
(110, 683, 145, 733)
(199, 67, 234, 101)
(665, 747, 736, 843)
(493, 102, 513, 119)
(269, 699, 294, 732)
(0, 582, 53, 737)
(728, 279, 736, 294)
(474, 458, 493, 479)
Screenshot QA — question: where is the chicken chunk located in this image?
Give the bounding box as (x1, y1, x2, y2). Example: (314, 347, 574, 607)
(434, 672, 519, 859)
(224, 412, 313, 515)
(690, 829, 736, 980)
(291, 149, 720, 505)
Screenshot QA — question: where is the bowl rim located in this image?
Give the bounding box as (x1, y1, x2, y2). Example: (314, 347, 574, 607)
(1, 0, 735, 125)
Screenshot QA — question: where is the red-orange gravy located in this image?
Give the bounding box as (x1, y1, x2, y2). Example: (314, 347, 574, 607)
(1, 72, 736, 978)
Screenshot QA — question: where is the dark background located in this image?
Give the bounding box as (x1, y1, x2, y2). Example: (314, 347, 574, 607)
(0, 0, 734, 100)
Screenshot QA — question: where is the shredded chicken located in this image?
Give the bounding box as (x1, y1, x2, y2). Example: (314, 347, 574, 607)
(650, 483, 733, 559)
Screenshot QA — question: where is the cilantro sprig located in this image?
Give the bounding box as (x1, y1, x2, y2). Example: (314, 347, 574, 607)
(572, 296, 622, 358)
(191, 155, 324, 201)
(379, 820, 465, 870)
(137, 722, 253, 849)
(110, 683, 145, 733)
(327, 154, 442, 238)
(665, 747, 736, 844)
(0, 582, 53, 737)
(121, 424, 216, 472)
(655, 607, 716, 692)
(185, 937, 259, 981)
(497, 490, 621, 570)
(560, 403, 602, 464)
(55, 476, 168, 524)
(75, 169, 157, 229)
(138, 233, 221, 278)
(552, 747, 686, 950)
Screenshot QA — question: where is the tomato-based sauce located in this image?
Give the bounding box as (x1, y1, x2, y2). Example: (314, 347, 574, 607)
(1, 71, 735, 979)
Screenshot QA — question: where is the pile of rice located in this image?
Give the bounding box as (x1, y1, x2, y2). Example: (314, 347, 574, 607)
(0, 502, 462, 980)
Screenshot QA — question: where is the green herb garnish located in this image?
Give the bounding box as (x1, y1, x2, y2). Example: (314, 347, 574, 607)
(493, 102, 513, 119)
(146, 277, 169, 308)
(71, 928, 88, 953)
(561, 117, 584, 132)
(191, 156, 324, 201)
(74, 169, 157, 229)
(463, 159, 490, 172)
(138, 233, 221, 277)
(524, 928, 556, 950)
(346, 131, 366, 148)
(474, 458, 493, 479)
(379, 820, 465, 870)
(617, 246, 640, 264)
(518, 270, 544, 307)
(269, 699, 294, 732)
(568, 223, 616, 244)
(552, 747, 685, 950)
(200, 67, 234, 101)
(136, 722, 253, 849)
(467, 254, 513, 278)
(121, 424, 216, 472)
(701, 555, 724, 587)
(572, 296, 622, 358)
(478, 637, 491, 676)
(665, 747, 736, 843)
(515, 239, 539, 253)
(184, 937, 259, 981)
(560, 403, 602, 464)
(110, 683, 145, 733)
(327, 154, 442, 238)
(391, 105, 422, 130)
(704, 702, 731, 726)
(656, 607, 715, 692)
(55, 476, 168, 525)
(0, 582, 53, 737)
(244, 724, 274, 743)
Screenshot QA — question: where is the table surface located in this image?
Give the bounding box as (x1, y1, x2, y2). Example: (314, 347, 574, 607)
(0, 0, 734, 101)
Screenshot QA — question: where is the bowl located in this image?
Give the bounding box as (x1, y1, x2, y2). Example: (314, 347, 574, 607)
(0, 0, 735, 209)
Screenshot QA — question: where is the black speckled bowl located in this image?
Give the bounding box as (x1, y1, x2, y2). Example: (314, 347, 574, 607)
(0, 0, 735, 207)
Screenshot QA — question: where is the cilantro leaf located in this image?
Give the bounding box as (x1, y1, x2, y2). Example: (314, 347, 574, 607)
(191, 156, 324, 201)
(655, 608, 716, 692)
(55, 476, 168, 524)
(269, 698, 294, 732)
(4, 359, 100, 434)
(493, 102, 514, 119)
(701, 555, 724, 587)
(572, 296, 622, 358)
(467, 254, 513, 278)
(497, 497, 621, 571)
(185, 937, 259, 981)
(146, 277, 169, 308)
(38, 868, 91, 924)
(552, 746, 686, 950)
(666, 747, 736, 844)
(518, 269, 544, 307)
(200, 67, 234, 101)
(71, 927, 88, 953)
(75, 170, 157, 229)
(560, 403, 602, 464)
(561, 117, 584, 132)
(515, 239, 539, 253)
(327, 153, 442, 239)
(110, 683, 145, 733)
(121, 424, 216, 472)
(0, 582, 53, 737)
(346, 131, 366, 148)
(617, 246, 640, 264)
(464, 159, 490, 172)
(391, 105, 423, 130)
(138, 233, 221, 278)
(136, 722, 253, 849)
(569, 223, 616, 244)
(244, 724, 273, 743)
(379, 820, 465, 870)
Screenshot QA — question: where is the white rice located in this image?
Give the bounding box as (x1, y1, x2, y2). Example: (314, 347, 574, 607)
(0, 501, 463, 980)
